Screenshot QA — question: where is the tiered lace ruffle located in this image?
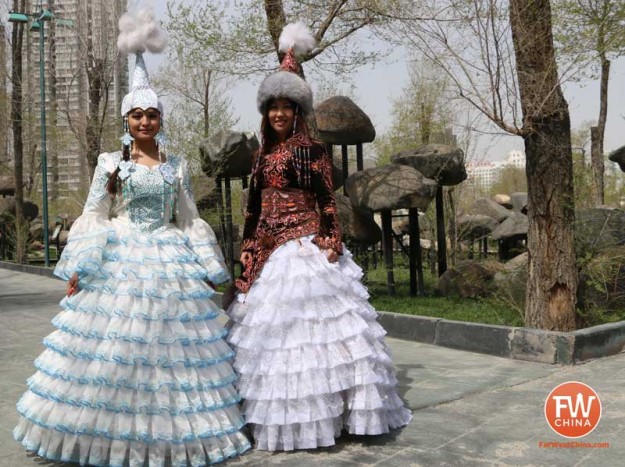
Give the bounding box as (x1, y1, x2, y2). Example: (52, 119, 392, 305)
(14, 218, 251, 466)
(227, 235, 412, 451)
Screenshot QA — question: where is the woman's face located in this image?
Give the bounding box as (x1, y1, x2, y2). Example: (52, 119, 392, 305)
(127, 108, 161, 142)
(268, 98, 295, 140)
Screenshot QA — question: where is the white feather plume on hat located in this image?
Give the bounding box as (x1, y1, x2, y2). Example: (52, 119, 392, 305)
(278, 22, 315, 56)
(118, 8, 167, 116)
(117, 8, 168, 54)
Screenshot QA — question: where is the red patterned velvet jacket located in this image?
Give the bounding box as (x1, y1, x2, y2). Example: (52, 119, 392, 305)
(235, 134, 343, 293)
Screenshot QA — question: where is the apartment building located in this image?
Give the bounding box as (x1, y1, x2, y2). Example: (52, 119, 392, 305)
(466, 149, 527, 191)
(23, 0, 127, 197)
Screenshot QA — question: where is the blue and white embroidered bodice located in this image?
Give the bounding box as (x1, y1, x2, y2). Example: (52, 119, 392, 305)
(84, 152, 193, 234)
(56, 151, 229, 284)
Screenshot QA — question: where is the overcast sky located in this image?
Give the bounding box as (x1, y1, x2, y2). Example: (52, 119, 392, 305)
(4, 0, 622, 163)
(141, 0, 625, 163)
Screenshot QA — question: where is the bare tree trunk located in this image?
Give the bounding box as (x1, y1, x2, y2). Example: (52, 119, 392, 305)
(447, 188, 457, 267)
(509, 0, 577, 331)
(85, 0, 102, 176)
(11, 0, 27, 264)
(420, 102, 431, 145)
(264, 0, 287, 60)
(48, 0, 58, 199)
(0, 24, 8, 165)
(590, 49, 609, 206)
(203, 70, 212, 138)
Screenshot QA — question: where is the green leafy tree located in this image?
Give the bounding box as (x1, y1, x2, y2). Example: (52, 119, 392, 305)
(553, 0, 625, 206)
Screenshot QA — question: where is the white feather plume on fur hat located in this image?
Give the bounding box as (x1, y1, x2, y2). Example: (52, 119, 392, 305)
(257, 22, 315, 115)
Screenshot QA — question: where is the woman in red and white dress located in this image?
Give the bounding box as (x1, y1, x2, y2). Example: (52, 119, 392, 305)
(226, 22, 412, 452)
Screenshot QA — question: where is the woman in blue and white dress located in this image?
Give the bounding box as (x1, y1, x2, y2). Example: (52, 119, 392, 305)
(13, 13, 250, 466)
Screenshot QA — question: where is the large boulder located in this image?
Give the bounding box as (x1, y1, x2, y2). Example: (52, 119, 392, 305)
(0, 175, 15, 197)
(0, 197, 16, 215)
(575, 208, 625, 256)
(492, 193, 512, 209)
(1, 199, 39, 221)
(491, 212, 527, 240)
(510, 192, 528, 214)
(335, 194, 382, 245)
(609, 145, 625, 172)
(493, 253, 528, 309)
(330, 158, 344, 191)
(200, 131, 259, 178)
(391, 144, 466, 186)
(29, 221, 44, 242)
(193, 172, 217, 201)
(435, 260, 504, 298)
(392, 211, 430, 235)
(470, 198, 511, 223)
(315, 96, 376, 145)
(58, 230, 69, 247)
(345, 164, 438, 212)
(457, 214, 499, 241)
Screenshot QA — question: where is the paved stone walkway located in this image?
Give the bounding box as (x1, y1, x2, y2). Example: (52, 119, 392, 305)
(0, 268, 623, 466)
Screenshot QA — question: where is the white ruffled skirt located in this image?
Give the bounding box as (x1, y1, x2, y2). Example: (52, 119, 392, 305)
(227, 235, 412, 451)
(14, 219, 251, 466)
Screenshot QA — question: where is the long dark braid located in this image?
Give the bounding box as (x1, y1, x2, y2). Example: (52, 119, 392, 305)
(106, 143, 131, 196)
(106, 115, 132, 195)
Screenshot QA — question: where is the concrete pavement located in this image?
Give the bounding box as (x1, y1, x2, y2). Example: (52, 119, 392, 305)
(0, 268, 623, 466)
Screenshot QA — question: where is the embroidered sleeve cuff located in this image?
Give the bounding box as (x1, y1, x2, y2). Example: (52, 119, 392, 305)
(313, 235, 343, 255)
(240, 239, 255, 252)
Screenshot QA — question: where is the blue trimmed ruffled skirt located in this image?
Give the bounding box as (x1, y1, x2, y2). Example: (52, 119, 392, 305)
(227, 235, 412, 451)
(13, 217, 251, 466)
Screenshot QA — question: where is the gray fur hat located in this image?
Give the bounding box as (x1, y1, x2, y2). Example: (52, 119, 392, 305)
(257, 22, 316, 116)
(257, 71, 313, 115)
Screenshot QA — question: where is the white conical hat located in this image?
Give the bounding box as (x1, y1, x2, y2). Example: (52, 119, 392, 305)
(117, 8, 167, 116)
(121, 53, 162, 116)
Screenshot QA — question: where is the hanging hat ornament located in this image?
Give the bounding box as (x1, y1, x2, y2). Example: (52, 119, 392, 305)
(257, 22, 316, 116)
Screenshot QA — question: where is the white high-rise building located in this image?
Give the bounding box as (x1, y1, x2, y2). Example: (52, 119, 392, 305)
(24, 0, 128, 198)
(466, 149, 526, 191)
(505, 149, 526, 168)
(466, 161, 503, 191)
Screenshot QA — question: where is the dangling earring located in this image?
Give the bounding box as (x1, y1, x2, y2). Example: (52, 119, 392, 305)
(120, 116, 134, 147)
(154, 116, 168, 147)
(292, 114, 298, 137)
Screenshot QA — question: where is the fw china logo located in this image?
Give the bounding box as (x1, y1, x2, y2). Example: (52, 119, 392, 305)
(544, 381, 602, 438)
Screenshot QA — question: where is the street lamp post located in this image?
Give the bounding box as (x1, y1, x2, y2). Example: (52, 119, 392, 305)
(37, 12, 51, 267)
(8, 9, 71, 267)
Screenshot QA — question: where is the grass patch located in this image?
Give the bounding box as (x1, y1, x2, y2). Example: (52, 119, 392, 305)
(365, 260, 524, 327)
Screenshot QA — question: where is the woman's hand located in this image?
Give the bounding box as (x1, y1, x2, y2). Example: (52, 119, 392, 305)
(324, 248, 339, 263)
(67, 273, 79, 297)
(240, 251, 252, 267)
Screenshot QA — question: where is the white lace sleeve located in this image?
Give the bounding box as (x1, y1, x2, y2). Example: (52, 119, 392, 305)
(176, 157, 229, 284)
(53, 153, 115, 280)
